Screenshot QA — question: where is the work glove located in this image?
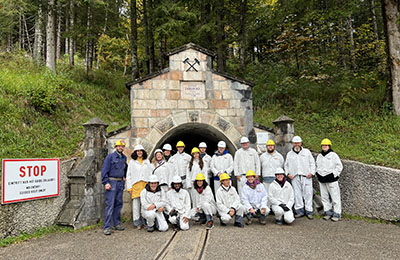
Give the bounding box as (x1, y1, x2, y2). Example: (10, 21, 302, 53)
(169, 210, 178, 217)
(279, 204, 290, 212)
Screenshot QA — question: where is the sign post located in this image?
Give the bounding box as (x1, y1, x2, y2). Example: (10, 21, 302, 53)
(1, 159, 60, 204)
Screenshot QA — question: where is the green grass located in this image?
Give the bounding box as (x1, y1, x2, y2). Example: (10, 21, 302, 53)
(0, 224, 100, 247)
(0, 52, 130, 161)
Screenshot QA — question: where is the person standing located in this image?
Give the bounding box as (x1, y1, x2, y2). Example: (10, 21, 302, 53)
(101, 140, 127, 235)
(269, 168, 295, 225)
(199, 142, 212, 179)
(316, 139, 343, 222)
(151, 149, 170, 196)
(284, 136, 316, 219)
(186, 147, 207, 198)
(210, 141, 234, 194)
(140, 175, 168, 232)
(234, 136, 260, 196)
(162, 144, 173, 161)
(169, 141, 191, 188)
(126, 144, 152, 229)
(260, 139, 284, 193)
(241, 170, 269, 225)
(166, 176, 191, 231)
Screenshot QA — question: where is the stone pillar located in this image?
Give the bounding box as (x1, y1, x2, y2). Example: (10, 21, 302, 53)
(273, 115, 294, 157)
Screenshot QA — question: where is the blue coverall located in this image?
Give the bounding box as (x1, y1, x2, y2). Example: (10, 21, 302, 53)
(101, 151, 127, 229)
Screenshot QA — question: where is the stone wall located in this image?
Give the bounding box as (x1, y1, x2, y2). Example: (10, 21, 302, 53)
(0, 158, 77, 239)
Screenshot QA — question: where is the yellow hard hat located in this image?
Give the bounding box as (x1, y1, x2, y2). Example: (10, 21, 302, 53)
(176, 141, 185, 147)
(266, 139, 275, 146)
(321, 138, 332, 146)
(219, 173, 230, 182)
(191, 147, 200, 154)
(195, 173, 206, 181)
(114, 139, 126, 147)
(246, 170, 256, 177)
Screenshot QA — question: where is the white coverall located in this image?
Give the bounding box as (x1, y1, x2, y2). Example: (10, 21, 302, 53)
(241, 183, 270, 216)
(260, 151, 284, 192)
(190, 185, 217, 220)
(316, 151, 343, 217)
(169, 152, 191, 187)
(150, 161, 171, 196)
(210, 152, 234, 194)
(166, 188, 191, 230)
(186, 159, 208, 199)
(268, 180, 295, 224)
(201, 153, 212, 178)
(284, 148, 315, 215)
(140, 186, 168, 231)
(234, 148, 261, 195)
(126, 159, 152, 226)
(216, 185, 245, 224)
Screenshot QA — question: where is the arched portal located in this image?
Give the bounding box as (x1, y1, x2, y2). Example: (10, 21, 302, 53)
(152, 123, 237, 158)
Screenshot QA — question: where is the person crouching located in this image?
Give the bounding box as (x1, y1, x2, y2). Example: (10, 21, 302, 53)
(140, 175, 168, 232)
(216, 173, 245, 227)
(241, 170, 270, 225)
(191, 173, 217, 229)
(269, 168, 295, 225)
(166, 176, 191, 231)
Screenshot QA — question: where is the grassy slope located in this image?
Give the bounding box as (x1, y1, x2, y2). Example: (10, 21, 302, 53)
(0, 53, 130, 160)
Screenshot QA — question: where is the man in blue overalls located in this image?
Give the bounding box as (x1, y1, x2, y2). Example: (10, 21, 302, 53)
(101, 139, 127, 235)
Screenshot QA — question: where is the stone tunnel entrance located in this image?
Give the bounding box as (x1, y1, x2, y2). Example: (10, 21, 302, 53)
(152, 123, 237, 158)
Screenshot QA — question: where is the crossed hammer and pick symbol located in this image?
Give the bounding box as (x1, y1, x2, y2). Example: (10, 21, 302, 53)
(183, 58, 200, 72)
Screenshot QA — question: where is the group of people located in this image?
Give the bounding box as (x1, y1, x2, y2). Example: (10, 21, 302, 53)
(101, 135, 343, 235)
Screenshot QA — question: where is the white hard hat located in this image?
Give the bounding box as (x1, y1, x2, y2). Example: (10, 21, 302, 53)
(154, 149, 163, 155)
(199, 142, 207, 148)
(134, 144, 145, 151)
(162, 144, 172, 150)
(171, 175, 182, 183)
(292, 136, 302, 143)
(275, 168, 285, 175)
(217, 141, 226, 148)
(240, 136, 250, 143)
(148, 175, 159, 183)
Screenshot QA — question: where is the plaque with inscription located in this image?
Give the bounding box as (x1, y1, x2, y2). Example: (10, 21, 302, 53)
(181, 81, 206, 100)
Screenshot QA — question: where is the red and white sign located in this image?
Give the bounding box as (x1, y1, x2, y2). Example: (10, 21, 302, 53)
(1, 159, 59, 204)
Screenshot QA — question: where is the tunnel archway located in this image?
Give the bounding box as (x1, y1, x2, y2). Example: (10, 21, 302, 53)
(152, 123, 237, 158)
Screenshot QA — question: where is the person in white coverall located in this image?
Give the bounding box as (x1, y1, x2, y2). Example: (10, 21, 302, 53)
(150, 149, 170, 196)
(260, 139, 284, 193)
(126, 145, 152, 229)
(234, 136, 260, 196)
(190, 173, 217, 229)
(199, 142, 212, 178)
(140, 175, 168, 232)
(316, 138, 343, 222)
(169, 141, 191, 188)
(210, 141, 234, 194)
(162, 143, 173, 162)
(269, 168, 295, 225)
(186, 147, 208, 199)
(166, 176, 191, 231)
(284, 136, 316, 219)
(241, 170, 269, 225)
(216, 173, 245, 227)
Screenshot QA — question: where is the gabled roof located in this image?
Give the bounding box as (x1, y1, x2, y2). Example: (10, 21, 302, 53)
(167, 42, 216, 57)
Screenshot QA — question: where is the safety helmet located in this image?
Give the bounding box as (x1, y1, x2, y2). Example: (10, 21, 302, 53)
(176, 141, 185, 147)
(195, 173, 206, 181)
(292, 136, 302, 143)
(154, 149, 163, 155)
(321, 138, 332, 146)
(191, 147, 200, 154)
(240, 136, 250, 143)
(217, 141, 226, 148)
(199, 142, 207, 148)
(162, 144, 172, 151)
(148, 175, 159, 183)
(275, 167, 285, 175)
(114, 139, 126, 147)
(134, 144, 145, 151)
(171, 175, 182, 184)
(266, 139, 276, 146)
(245, 170, 256, 177)
(219, 173, 230, 182)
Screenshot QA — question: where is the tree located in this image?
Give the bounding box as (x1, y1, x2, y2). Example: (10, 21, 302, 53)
(130, 0, 139, 79)
(46, 0, 56, 72)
